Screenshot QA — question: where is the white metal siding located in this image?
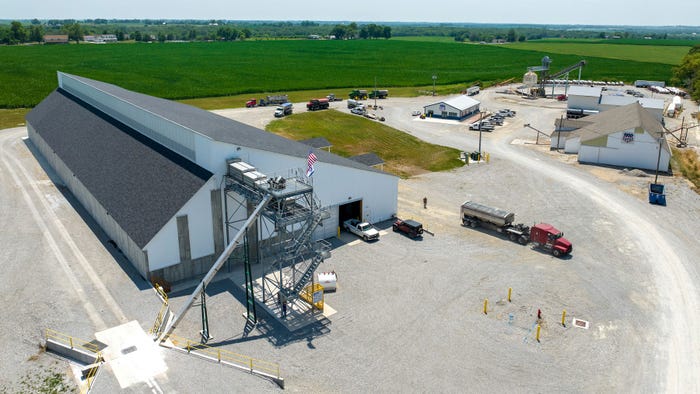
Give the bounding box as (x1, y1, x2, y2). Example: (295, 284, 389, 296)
(578, 129, 670, 171)
(314, 204, 339, 239)
(144, 178, 217, 270)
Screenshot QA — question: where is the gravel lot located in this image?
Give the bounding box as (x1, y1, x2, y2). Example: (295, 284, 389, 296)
(1, 86, 699, 392)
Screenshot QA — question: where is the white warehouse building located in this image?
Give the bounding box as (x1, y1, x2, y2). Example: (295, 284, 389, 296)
(423, 95, 480, 120)
(27, 72, 398, 283)
(563, 102, 671, 171)
(566, 85, 665, 122)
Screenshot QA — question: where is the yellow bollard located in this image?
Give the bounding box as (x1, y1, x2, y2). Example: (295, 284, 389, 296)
(508, 287, 512, 302)
(486, 153, 490, 163)
(562, 310, 567, 327)
(483, 298, 488, 314)
(536, 324, 541, 342)
(337, 226, 340, 238)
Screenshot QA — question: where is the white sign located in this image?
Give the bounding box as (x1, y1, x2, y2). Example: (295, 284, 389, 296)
(312, 290, 323, 304)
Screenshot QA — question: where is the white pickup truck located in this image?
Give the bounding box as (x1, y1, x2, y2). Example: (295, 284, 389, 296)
(343, 219, 380, 241)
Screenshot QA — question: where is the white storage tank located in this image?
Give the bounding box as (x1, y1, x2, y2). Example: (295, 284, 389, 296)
(524, 71, 538, 87)
(317, 271, 337, 292)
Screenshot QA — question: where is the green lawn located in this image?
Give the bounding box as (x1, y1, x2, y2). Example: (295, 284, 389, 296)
(0, 39, 680, 109)
(0, 108, 29, 130)
(266, 109, 464, 178)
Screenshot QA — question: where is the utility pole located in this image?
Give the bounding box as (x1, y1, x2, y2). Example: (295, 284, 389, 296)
(432, 74, 437, 96)
(654, 135, 664, 184)
(374, 76, 378, 109)
(478, 111, 484, 158)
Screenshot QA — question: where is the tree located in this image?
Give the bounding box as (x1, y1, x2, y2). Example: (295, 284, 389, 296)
(383, 26, 391, 39)
(29, 25, 43, 42)
(348, 22, 358, 38)
(188, 29, 197, 41)
(63, 22, 83, 43)
(30, 18, 41, 25)
(672, 45, 700, 101)
(359, 27, 368, 39)
(507, 28, 516, 42)
(10, 21, 27, 43)
(241, 28, 252, 39)
(330, 24, 347, 40)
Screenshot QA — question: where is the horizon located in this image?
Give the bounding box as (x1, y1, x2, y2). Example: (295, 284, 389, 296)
(2, 19, 700, 31)
(3, 0, 700, 28)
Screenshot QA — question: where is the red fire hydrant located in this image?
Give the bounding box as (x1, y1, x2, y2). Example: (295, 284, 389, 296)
(537, 309, 542, 320)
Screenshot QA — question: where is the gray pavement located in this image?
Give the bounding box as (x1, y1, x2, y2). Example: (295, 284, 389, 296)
(1, 86, 699, 392)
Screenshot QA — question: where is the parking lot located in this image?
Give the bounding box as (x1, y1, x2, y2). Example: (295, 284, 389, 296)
(2, 87, 699, 392)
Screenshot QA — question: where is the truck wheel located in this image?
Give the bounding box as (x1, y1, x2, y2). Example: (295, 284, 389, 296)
(552, 249, 561, 257)
(519, 236, 528, 245)
(392, 225, 398, 232)
(469, 221, 477, 228)
(363, 235, 369, 241)
(509, 233, 517, 242)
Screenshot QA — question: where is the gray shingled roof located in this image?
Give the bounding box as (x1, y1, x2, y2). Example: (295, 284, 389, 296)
(571, 102, 670, 153)
(64, 73, 386, 175)
(26, 89, 213, 248)
(299, 137, 332, 149)
(349, 153, 385, 167)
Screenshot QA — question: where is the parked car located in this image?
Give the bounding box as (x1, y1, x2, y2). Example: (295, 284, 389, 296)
(489, 117, 504, 126)
(351, 106, 366, 115)
(498, 109, 516, 117)
(411, 110, 422, 116)
(469, 121, 495, 131)
(343, 219, 380, 241)
(392, 219, 424, 238)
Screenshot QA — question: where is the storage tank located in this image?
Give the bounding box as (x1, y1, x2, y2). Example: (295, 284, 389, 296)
(461, 201, 515, 227)
(317, 271, 337, 292)
(672, 95, 682, 110)
(523, 71, 538, 88)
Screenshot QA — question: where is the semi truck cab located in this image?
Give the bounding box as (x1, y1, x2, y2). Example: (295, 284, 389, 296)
(530, 223, 572, 257)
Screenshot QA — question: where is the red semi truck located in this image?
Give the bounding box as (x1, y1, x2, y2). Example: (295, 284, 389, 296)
(306, 98, 330, 111)
(460, 201, 572, 257)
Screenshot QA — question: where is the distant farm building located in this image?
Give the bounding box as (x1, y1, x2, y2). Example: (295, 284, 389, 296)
(423, 95, 480, 120)
(555, 102, 670, 171)
(43, 35, 69, 44)
(566, 85, 665, 122)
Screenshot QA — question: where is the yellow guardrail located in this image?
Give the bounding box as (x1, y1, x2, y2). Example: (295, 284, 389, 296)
(167, 334, 280, 378)
(45, 328, 102, 394)
(45, 328, 100, 354)
(150, 285, 169, 335)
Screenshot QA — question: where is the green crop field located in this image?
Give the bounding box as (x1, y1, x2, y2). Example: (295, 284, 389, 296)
(267, 110, 464, 178)
(0, 39, 682, 109)
(505, 39, 691, 65)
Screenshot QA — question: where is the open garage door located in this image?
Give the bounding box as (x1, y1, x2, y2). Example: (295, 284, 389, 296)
(338, 200, 362, 225)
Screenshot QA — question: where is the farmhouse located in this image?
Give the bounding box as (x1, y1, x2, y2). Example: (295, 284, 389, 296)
(26, 72, 398, 283)
(43, 35, 69, 44)
(561, 102, 670, 171)
(423, 95, 480, 120)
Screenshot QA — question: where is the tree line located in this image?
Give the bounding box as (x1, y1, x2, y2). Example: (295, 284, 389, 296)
(1, 19, 697, 45)
(672, 45, 700, 101)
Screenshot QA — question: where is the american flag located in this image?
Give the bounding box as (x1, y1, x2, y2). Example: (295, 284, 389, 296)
(306, 151, 318, 177)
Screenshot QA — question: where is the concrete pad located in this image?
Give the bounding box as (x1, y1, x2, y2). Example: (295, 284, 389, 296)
(95, 321, 168, 389)
(248, 273, 336, 332)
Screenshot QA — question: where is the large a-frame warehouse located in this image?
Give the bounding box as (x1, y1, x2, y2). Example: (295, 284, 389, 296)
(27, 72, 398, 283)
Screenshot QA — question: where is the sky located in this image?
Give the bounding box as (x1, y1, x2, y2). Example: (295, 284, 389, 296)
(3, 0, 700, 27)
